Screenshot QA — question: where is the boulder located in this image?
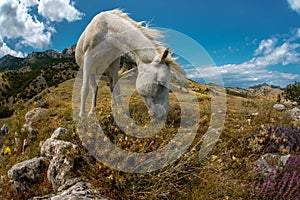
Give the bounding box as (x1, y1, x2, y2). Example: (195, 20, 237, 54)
(41, 138, 78, 189)
(51, 128, 68, 140)
(47, 153, 74, 189)
(287, 107, 300, 121)
(0, 124, 9, 136)
(25, 107, 48, 123)
(283, 101, 298, 107)
(40, 138, 77, 159)
(7, 157, 49, 192)
(273, 103, 285, 111)
(255, 153, 290, 178)
(30, 179, 110, 200)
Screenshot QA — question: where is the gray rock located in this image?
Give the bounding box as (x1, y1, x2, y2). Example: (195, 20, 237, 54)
(30, 179, 110, 200)
(41, 138, 78, 189)
(0, 124, 9, 136)
(287, 107, 300, 121)
(40, 138, 77, 159)
(47, 153, 74, 189)
(25, 107, 48, 123)
(255, 153, 290, 178)
(22, 122, 36, 134)
(273, 103, 285, 111)
(7, 157, 49, 192)
(283, 101, 298, 107)
(51, 128, 68, 140)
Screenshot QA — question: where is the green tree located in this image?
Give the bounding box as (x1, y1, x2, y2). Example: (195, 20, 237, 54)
(283, 81, 300, 103)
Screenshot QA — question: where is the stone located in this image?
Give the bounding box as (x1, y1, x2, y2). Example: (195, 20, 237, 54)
(40, 138, 77, 159)
(40, 138, 78, 189)
(0, 124, 9, 136)
(25, 108, 48, 123)
(7, 157, 49, 192)
(30, 180, 110, 200)
(51, 128, 68, 140)
(255, 153, 290, 178)
(22, 122, 36, 134)
(283, 101, 298, 107)
(287, 107, 300, 121)
(273, 104, 285, 111)
(47, 154, 75, 189)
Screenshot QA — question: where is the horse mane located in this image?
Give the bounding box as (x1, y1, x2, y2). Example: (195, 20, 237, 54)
(110, 9, 186, 75)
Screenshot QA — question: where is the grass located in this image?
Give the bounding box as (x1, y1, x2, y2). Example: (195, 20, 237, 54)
(0, 78, 299, 199)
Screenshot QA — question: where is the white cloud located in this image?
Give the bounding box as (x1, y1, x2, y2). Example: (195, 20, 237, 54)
(0, 36, 24, 57)
(254, 38, 277, 56)
(0, 0, 84, 58)
(188, 31, 300, 88)
(20, 0, 39, 7)
(217, 40, 300, 87)
(38, 0, 84, 22)
(0, 0, 52, 50)
(287, 0, 300, 14)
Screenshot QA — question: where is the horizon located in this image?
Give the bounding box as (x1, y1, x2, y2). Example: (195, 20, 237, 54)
(0, 0, 300, 88)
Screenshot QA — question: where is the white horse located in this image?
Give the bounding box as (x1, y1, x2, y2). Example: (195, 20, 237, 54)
(75, 9, 184, 119)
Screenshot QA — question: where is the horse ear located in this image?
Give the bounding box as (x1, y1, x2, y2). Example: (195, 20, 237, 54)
(170, 51, 175, 57)
(161, 48, 169, 63)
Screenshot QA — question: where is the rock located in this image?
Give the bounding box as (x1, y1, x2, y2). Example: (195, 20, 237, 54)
(40, 138, 77, 159)
(283, 101, 298, 107)
(22, 122, 36, 134)
(47, 153, 75, 189)
(273, 103, 285, 111)
(30, 180, 110, 200)
(0, 124, 9, 136)
(25, 107, 48, 123)
(255, 153, 290, 178)
(287, 107, 300, 121)
(23, 138, 28, 152)
(7, 157, 49, 192)
(41, 138, 78, 189)
(51, 128, 68, 140)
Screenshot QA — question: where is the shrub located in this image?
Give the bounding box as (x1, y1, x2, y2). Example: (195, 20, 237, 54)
(283, 81, 300, 104)
(254, 155, 300, 199)
(0, 106, 14, 118)
(248, 125, 300, 155)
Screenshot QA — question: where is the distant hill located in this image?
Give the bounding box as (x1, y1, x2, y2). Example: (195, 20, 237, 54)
(0, 45, 79, 111)
(0, 45, 76, 71)
(226, 83, 283, 99)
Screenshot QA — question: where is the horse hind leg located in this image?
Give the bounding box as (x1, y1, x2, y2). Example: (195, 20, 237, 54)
(88, 74, 98, 116)
(109, 58, 121, 103)
(80, 73, 89, 117)
(80, 56, 93, 117)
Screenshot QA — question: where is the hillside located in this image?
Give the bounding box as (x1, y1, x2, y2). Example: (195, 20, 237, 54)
(0, 49, 299, 199)
(0, 46, 79, 113)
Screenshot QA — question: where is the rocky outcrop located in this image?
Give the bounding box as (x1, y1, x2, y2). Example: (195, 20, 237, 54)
(255, 153, 290, 178)
(273, 102, 300, 121)
(30, 179, 109, 200)
(287, 107, 300, 121)
(41, 137, 78, 189)
(273, 103, 285, 111)
(8, 109, 110, 199)
(0, 124, 9, 136)
(25, 107, 48, 124)
(7, 157, 49, 192)
(51, 127, 68, 140)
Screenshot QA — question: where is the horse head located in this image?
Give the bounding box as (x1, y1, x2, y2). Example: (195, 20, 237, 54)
(136, 48, 171, 120)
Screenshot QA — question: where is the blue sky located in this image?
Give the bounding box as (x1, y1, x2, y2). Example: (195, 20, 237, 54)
(1, 0, 300, 88)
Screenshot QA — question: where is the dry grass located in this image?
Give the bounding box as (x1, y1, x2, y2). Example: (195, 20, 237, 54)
(0, 78, 298, 199)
